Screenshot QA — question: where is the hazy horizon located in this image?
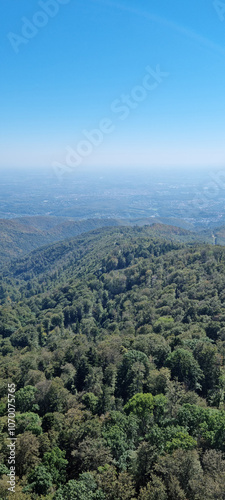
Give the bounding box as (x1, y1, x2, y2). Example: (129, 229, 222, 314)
(1, 0, 225, 171)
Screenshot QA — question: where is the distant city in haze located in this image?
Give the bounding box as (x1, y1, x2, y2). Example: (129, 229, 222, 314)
(0, 167, 225, 230)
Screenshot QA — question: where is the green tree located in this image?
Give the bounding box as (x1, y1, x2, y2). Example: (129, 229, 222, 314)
(16, 431, 40, 477)
(43, 447, 68, 486)
(95, 465, 136, 500)
(124, 393, 167, 434)
(25, 465, 53, 496)
(165, 348, 203, 390)
(138, 475, 167, 500)
(16, 412, 42, 436)
(54, 473, 105, 499)
(16, 385, 38, 412)
(116, 350, 150, 402)
(154, 449, 202, 499)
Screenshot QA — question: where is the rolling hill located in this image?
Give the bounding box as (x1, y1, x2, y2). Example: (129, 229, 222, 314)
(1, 226, 225, 498)
(0, 215, 217, 266)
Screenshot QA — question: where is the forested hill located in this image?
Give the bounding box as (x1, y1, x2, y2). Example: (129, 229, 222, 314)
(0, 217, 124, 264)
(0, 215, 218, 265)
(1, 226, 225, 498)
(0, 225, 191, 283)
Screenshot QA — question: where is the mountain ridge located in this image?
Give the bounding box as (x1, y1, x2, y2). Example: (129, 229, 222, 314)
(0, 214, 220, 265)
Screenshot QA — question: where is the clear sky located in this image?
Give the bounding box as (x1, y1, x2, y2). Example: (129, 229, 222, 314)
(1, 0, 225, 170)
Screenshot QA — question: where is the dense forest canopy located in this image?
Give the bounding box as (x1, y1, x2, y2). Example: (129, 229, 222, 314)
(1, 226, 225, 499)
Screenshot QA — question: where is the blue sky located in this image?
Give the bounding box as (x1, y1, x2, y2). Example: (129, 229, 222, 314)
(1, 0, 225, 170)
